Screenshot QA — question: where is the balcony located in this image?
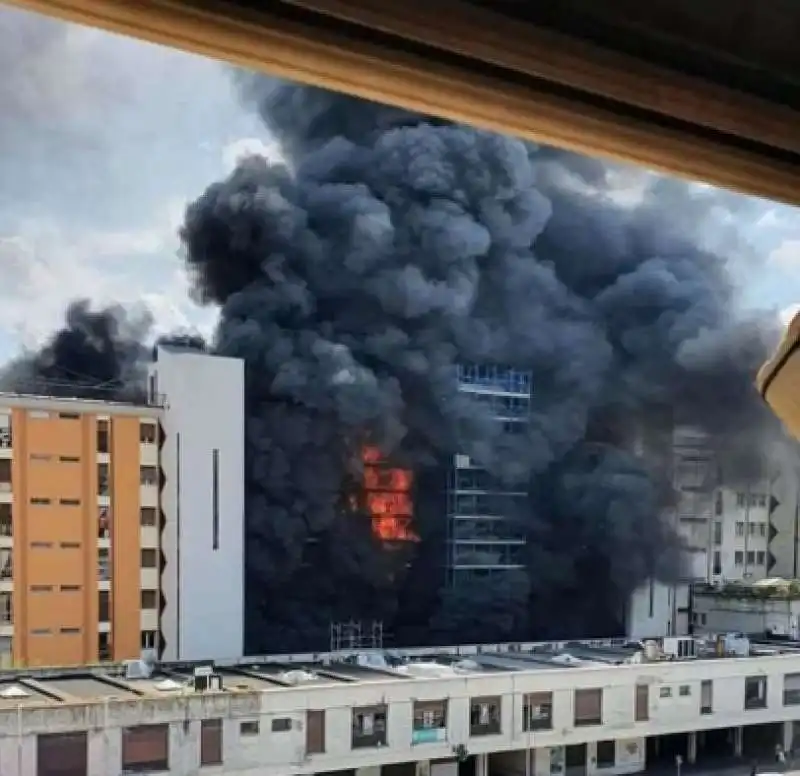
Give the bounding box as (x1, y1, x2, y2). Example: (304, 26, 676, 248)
(0, 428, 11, 458)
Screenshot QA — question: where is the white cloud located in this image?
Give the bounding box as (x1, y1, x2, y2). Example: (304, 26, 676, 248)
(222, 136, 284, 172)
(769, 239, 800, 269)
(0, 206, 209, 349)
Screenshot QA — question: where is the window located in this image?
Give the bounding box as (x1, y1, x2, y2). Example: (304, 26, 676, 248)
(737, 492, 746, 507)
(31, 628, 51, 635)
(58, 412, 79, 420)
(735, 551, 744, 566)
(759, 522, 767, 537)
(469, 696, 501, 736)
(701, 679, 713, 714)
(30, 498, 50, 505)
(746, 550, 756, 565)
(30, 453, 52, 462)
(31, 541, 52, 549)
(60, 585, 80, 592)
(0, 592, 11, 625)
(139, 423, 157, 444)
(749, 522, 757, 535)
(30, 585, 52, 593)
(141, 549, 157, 568)
(574, 688, 602, 726)
(140, 507, 157, 527)
(140, 466, 158, 486)
(735, 521, 745, 536)
(352, 705, 388, 748)
(757, 551, 766, 565)
(715, 491, 723, 515)
(0, 459, 10, 489)
(784, 674, 800, 706)
(212, 449, 220, 550)
(98, 462, 109, 496)
(523, 692, 552, 731)
(596, 740, 616, 769)
(99, 591, 110, 622)
(200, 718, 223, 766)
(59, 499, 80, 506)
(37, 731, 87, 776)
(141, 631, 158, 650)
(412, 700, 447, 744)
(97, 421, 109, 454)
(271, 718, 292, 732)
(239, 720, 259, 737)
(745, 676, 767, 710)
(29, 410, 49, 419)
(306, 710, 325, 754)
(121, 724, 169, 773)
(99, 632, 112, 661)
(659, 687, 672, 698)
(0, 504, 11, 537)
(679, 685, 691, 697)
(713, 521, 722, 545)
(59, 456, 79, 463)
(98, 507, 110, 539)
(140, 590, 157, 609)
(60, 627, 80, 635)
(60, 542, 80, 549)
(98, 548, 110, 581)
(634, 684, 649, 721)
(713, 551, 721, 575)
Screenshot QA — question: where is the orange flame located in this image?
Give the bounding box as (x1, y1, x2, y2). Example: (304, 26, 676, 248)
(361, 446, 417, 542)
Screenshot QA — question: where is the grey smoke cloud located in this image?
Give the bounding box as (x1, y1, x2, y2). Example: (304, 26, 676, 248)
(177, 80, 786, 650)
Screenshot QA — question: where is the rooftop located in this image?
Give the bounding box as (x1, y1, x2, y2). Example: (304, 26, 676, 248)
(0, 636, 798, 708)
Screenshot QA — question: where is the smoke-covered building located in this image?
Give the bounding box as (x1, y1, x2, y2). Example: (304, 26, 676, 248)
(447, 365, 531, 584)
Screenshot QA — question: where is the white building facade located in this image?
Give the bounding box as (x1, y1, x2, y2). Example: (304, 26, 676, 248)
(149, 345, 246, 662)
(5, 646, 800, 776)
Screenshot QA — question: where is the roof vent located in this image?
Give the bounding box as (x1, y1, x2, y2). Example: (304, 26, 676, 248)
(0, 685, 29, 698)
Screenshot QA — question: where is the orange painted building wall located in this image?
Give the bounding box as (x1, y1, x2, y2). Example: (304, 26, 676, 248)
(110, 417, 143, 661)
(5, 404, 156, 667)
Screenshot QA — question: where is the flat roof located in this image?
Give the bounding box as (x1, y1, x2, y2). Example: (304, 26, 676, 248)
(0, 636, 798, 708)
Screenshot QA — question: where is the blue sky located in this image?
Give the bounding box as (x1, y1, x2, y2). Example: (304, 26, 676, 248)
(0, 5, 798, 364)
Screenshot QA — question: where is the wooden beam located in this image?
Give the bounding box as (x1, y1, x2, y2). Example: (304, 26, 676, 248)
(7, 0, 800, 206)
(285, 0, 800, 156)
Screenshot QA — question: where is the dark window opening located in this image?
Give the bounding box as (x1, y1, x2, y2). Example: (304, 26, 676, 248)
(96, 421, 109, 454)
(745, 676, 767, 710)
(200, 718, 223, 766)
(523, 692, 552, 731)
(470, 696, 501, 736)
(306, 710, 325, 754)
(212, 448, 219, 550)
(596, 740, 616, 769)
(37, 731, 87, 776)
(352, 705, 387, 748)
(121, 724, 168, 773)
(574, 688, 603, 726)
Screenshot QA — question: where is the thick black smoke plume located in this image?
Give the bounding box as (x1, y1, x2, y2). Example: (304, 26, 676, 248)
(177, 79, 782, 651)
(5, 78, 785, 652)
(0, 300, 206, 401)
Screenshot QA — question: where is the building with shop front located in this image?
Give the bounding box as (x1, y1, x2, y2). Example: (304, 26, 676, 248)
(7, 637, 800, 776)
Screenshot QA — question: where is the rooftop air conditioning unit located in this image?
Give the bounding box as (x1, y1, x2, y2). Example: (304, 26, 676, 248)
(193, 665, 223, 692)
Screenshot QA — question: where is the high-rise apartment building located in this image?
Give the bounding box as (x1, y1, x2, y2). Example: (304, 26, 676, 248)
(0, 344, 245, 668)
(0, 395, 161, 668)
(628, 426, 800, 639)
(446, 365, 531, 585)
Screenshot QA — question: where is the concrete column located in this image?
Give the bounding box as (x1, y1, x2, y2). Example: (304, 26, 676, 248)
(734, 727, 744, 757)
(476, 753, 489, 776)
(687, 732, 697, 765)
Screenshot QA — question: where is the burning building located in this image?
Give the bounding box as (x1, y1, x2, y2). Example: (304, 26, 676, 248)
(361, 445, 417, 542)
(1, 75, 785, 653)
